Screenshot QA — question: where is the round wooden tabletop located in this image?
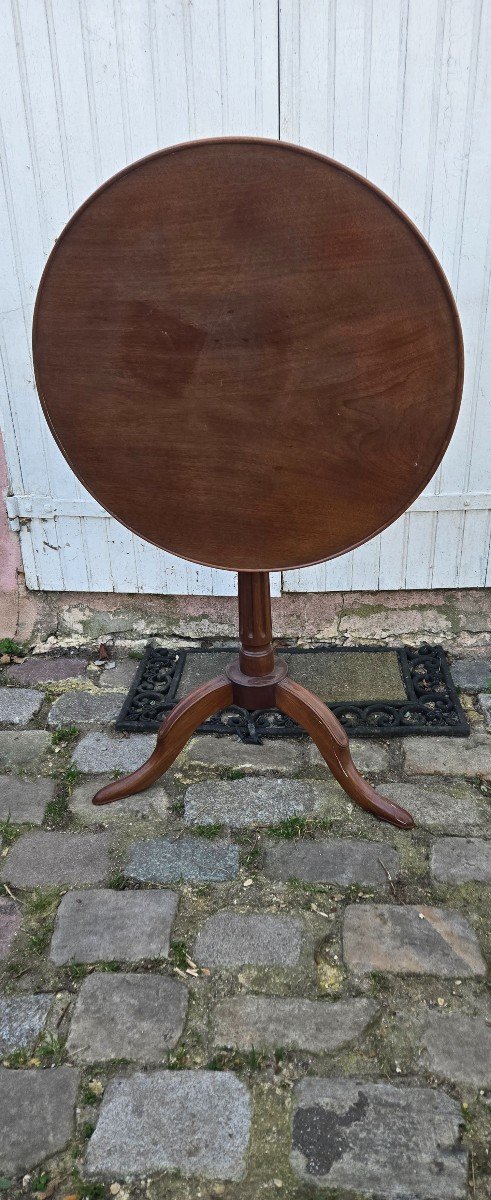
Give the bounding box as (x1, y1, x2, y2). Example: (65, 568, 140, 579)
(33, 138, 463, 572)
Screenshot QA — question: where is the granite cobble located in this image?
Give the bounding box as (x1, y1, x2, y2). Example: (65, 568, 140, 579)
(343, 904, 486, 976)
(0, 730, 50, 769)
(85, 1069, 251, 1180)
(308, 738, 390, 773)
(430, 836, 491, 883)
(1, 830, 113, 888)
(0, 686, 43, 726)
(184, 778, 315, 827)
(420, 1011, 491, 1087)
(194, 911, 303, 968)
(124, 836, 239, 883)
(0, 775, 55, 824)
(69, 775, 170, 823)
(47, 690, 124, 727)
(377, 778, 490, 833)
(403, 733, 491, 779)
(291, 1078, 467, 1198)
(67, 971, 188, 1062)
(178, 735, 304, 777)
(72, 731, 156, 774)
(0, 993, 52, 1055)
(212, 995, 378, 1052)
(5, 656, 87, 684)
(264, 838, 399, 887)
(50, 889, 178, 963)
(0, 1066, 79, 1174)
(450, 658, 491, 693)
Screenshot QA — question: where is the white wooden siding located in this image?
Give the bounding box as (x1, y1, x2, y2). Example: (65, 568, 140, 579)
(0, 0, 490, 593)
(280, 0, 491, 592)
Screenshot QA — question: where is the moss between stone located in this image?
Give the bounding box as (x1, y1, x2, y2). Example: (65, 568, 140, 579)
(1, 703, 490, 1196)
(0, 815, 25, 847)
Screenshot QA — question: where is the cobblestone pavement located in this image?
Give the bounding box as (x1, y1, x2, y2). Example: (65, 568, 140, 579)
(0, 651, 490, 1199)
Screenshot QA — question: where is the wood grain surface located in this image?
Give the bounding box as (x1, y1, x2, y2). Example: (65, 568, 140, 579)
(33, 138, 463, 572)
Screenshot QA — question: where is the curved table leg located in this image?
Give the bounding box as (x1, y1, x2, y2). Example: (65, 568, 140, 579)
(275, 677, 415, 829)
(92, 675, 234, 806)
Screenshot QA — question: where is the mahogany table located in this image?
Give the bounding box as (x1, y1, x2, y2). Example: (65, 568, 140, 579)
(33, 138, 463, 830)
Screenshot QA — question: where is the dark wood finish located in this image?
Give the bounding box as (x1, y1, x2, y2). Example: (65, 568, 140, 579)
(238, 571, 276, 676)
(33, 138, 463, 573)
(275, 676, 414, 829)
(93, 675, 233, 805)
(33, 138, 464, 828)
(226, 572, 287, 708)
(92, 572, 414, 828)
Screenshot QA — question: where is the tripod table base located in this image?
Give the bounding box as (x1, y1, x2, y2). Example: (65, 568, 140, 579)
(92, 666, 414, 830)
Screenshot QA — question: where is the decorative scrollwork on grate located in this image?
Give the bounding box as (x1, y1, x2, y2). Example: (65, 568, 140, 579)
(116, 642, 469, 741)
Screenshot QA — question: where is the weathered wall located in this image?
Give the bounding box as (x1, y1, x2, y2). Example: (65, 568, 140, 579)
(12, 586, 491, 655)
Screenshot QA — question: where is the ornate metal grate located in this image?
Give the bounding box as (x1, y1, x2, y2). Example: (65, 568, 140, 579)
(115, 643, 469, 743)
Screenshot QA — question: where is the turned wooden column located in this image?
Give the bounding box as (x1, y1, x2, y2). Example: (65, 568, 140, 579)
(225, 571, 287, 709)
(238, 570, 275, 676)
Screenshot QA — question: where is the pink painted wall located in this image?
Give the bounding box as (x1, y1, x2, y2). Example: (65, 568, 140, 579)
(0, 431, 21, 591)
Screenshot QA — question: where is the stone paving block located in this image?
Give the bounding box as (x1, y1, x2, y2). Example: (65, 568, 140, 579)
(213, 995, 378, 1052)
(125, 836, 239, 883)
(420, 1011, 491, 1087)
(0, 1066, 79, 1173)
(179, 734, 304, 776)
(343, 904, 486, 977)
(0, 686, 43, 726)
(0, 897, 21, 959)
(403, 733, 491, 780)
(5, 656, 87, 684)
(308, 738, 390, 774)
(0, 775, 55, 825)
(291, 1077, 467, 1199)
(48, 690, 124, 728)
(265, 838, 399, 887)
(310, 779, 364, 820)
(1, 830, 112, 888)
(50, 889, 178, 963)
(0, 993, 52, 1055)
(72, 731, 156, 774)
(478, 691, 491, 731)
(450, 658, 491, 693)
(97, 659, 138, 690)
(194, 912, 303, 968)
(0, 730, 50, 769)
(431, 836, 491, 883)
(378, 778, 490, 833)
(69, 775, 170, 823)
(67, 971, 188, 1062)
(86, 1069, 251, 1179)
(184, 778, 315, 827)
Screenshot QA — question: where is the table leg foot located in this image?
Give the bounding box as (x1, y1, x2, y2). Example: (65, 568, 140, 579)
(275, 676, 415, 829)
(92, 674, 233, 805)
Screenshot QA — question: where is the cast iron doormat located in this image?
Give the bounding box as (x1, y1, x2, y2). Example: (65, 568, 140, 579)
(116, 644, 469, 743)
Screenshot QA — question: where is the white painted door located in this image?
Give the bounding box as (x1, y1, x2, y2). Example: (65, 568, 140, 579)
(0, 0, 280, 594)
(280, 0, 491, 592)
(1, 0, 490, 593)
